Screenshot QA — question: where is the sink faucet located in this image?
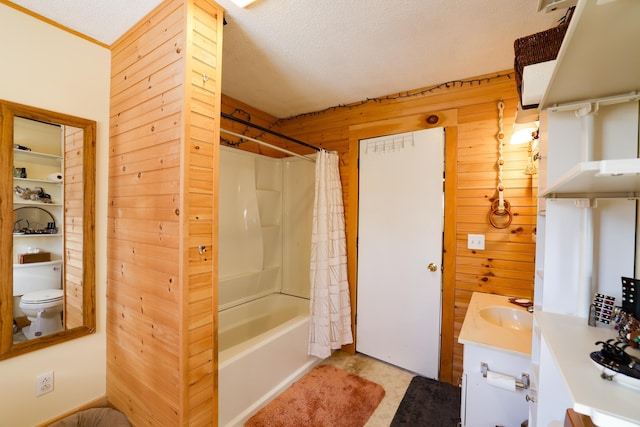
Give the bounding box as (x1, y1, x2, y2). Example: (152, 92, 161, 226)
(508, 297, 533, 312)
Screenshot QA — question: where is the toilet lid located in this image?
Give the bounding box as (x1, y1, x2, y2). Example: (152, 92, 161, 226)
(21, 289, 63, 304)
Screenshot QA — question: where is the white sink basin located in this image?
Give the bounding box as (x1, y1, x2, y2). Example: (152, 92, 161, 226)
(479, 306, 532, 332)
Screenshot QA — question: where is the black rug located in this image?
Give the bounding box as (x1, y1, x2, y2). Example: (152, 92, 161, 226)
(390, 376, 461, 427)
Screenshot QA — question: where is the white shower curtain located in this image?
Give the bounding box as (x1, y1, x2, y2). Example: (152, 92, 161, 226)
(308, 150, 353, 358)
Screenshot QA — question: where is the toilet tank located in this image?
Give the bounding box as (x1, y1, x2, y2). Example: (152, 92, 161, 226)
(13, 260, 63, 296)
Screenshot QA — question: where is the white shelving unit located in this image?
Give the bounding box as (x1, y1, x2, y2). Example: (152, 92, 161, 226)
(12, 121, 64, 264)
(540, 0, 640, 110)
(532, 1, 640, 425)
(540, 158, 640, 198)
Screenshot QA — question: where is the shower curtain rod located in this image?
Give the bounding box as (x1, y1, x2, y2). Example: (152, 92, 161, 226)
(220, 112, 321, 152)
(220, 128, 316, 163)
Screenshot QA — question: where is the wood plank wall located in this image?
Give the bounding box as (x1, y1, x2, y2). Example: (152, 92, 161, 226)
(221, 71, 537, 384)
(184, 0, 223, 423)
(220, 96, 287, 158)
(63, 125, 84, 329)
(107, 0, 222, 425)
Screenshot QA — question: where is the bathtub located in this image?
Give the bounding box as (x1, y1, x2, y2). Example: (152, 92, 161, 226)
(218, 293, 321, 427)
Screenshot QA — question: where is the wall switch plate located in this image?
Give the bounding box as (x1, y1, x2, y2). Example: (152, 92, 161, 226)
(467, 234, 485, 250)
(36, 370, 54, 396)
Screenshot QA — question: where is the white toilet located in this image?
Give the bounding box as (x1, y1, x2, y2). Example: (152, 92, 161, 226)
(13, 260, 64, 340)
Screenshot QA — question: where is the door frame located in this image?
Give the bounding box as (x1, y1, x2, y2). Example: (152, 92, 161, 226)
(345, 109, 458, 383)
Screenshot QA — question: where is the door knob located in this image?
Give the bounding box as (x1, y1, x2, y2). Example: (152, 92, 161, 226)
(428, 263, 438, 272)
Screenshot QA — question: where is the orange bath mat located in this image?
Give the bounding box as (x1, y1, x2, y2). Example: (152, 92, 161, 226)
(245, 364, 385, 427)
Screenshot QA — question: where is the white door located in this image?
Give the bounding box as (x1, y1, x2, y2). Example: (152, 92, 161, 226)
(356, 128, 444, 379)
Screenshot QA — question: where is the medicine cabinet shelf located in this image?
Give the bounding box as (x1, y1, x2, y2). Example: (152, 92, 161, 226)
(14, 201, 62, 207)
(12, 233, 60, 238)
(14, 177, 62, 185)
(14, 148, 62, 161)
(540, 158, 640, 198)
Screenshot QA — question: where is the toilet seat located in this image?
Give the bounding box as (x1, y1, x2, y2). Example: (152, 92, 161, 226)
(20, 289, 63, 309)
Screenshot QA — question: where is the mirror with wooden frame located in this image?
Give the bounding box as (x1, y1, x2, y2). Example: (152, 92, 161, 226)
(0, 100, 95, 360)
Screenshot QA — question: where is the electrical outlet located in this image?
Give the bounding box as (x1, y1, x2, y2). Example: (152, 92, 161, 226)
(467, 234, 485, 250)
(36, 371, 54, 396)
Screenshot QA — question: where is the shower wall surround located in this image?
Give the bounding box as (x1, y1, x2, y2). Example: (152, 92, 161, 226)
(219, 146, 315, 309)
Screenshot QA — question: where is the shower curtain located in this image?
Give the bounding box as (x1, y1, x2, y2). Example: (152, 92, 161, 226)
(308, 150, 353, 358)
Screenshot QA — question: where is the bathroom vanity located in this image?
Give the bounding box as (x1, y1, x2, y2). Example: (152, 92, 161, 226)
(458, 292, 533, 427)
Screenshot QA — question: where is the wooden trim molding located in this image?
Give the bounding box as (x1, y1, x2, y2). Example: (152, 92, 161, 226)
(35, 396, 110, 427)
(440, 126, 458, 383)
(564, 409, 597, 427)
(0, 0, 109, 48)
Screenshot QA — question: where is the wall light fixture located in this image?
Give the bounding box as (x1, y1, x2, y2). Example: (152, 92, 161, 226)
(511, 104, 540, 175)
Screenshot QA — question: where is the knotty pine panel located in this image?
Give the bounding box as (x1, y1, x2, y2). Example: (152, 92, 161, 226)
(457, 198, 536, 211)
(107, 216, 181, 243)
(457, 263, 534, 281)
(110, 1, 185, 84)
(107, 369, 179, 426)
(457, 187, 537, 201)
(281, 78, 516, 136)
(107, 271, 178, 306)
(185, 0, 222, 424)
(220, 95, 289, 159)
(64, 125, 84, 329)
(110, 116, 184, 158)
(222, 71, 537, 385)
(112, 61, 186, 120)
(108, 0, 222, 425)
(110, 91, 185, 138)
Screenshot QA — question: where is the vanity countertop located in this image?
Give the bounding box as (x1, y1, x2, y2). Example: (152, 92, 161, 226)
(458, 292, 532, 357)
(537, 311, 640, 427)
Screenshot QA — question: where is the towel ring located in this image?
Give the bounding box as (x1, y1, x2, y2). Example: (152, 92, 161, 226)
(489, 199, 513, 229)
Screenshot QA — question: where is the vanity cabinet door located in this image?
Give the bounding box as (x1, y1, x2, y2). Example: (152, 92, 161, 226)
(461, 344, 530, 427)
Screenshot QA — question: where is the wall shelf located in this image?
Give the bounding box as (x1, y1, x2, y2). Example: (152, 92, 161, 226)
(540, 158, 640, 198)
(540, 0, 640, 110)
(14, 148, 62, 161)
(14, 201, 62, 207)
(533, 1, 640, 425)
(536, 0, 577, 13)
(14, 177, 61, 185)
(12, 234, 60, 238)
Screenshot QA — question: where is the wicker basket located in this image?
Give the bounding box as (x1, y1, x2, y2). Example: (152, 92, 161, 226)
(514, 9, 574, 109)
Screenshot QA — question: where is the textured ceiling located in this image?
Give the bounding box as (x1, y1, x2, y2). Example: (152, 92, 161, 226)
(9, 0, 163, 45)
(9, 0, 567, 118)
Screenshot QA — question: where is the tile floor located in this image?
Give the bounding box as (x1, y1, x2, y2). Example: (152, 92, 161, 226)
(321, 350, 416, 426)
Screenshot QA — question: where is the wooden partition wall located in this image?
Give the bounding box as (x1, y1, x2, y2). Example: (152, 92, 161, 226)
(222, 71, 537, 383)
(102, 0, 535, 422)
(64, 125, 85, 329)
(107, 0, 222, 424)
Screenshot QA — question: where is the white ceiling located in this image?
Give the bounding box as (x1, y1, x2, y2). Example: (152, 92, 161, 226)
(9, 0, 567, 118)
